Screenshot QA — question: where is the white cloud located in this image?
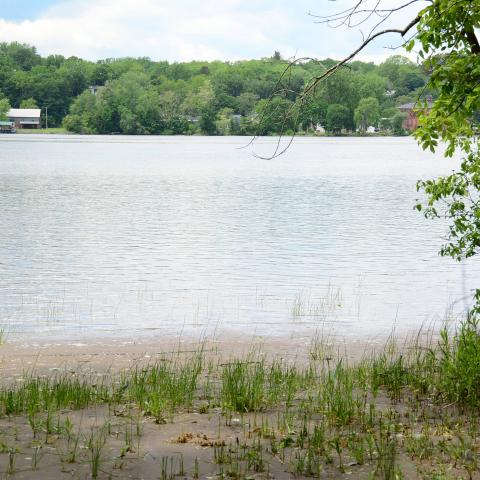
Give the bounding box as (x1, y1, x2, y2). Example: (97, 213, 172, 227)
(0, 0, 294, 61)
(0, 0, 427, 62)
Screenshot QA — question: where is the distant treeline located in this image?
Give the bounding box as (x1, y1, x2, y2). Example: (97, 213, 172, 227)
(0, 42, 432, 135)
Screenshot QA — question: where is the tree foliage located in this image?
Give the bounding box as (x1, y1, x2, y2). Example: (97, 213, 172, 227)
(0, 42, 427, 134)
(255, 96, 295, 135)
(0, 97, 10, 120)
(354, 97, 380, 132)
(326, 104, 351, 134)
(391, 112, 408, 136)
(19, 97, 38, 109)
(409, 1, 480, 266)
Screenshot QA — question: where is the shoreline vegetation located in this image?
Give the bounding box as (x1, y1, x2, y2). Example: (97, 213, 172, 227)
(10, 129, 407, 138)
(15, 128, 68, 135)
(0, 42, 426, 137)
(0, 320, 479, 479)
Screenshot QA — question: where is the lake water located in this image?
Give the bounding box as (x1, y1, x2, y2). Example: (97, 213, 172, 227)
(0, 135, 479, 341)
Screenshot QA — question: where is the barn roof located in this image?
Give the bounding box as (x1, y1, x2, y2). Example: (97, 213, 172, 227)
(398, 100, 434, 111)
(398, 102, 416, 110)
(8, 109, 41, 118)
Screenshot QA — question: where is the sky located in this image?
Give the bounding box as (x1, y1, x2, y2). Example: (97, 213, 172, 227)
(0, 0, 427, 63)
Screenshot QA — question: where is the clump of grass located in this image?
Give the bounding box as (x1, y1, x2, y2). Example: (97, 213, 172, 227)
(370, 346, 408, 402)
(6, 446, 18, 475)
(221, 358, 267, 412)
(0, 372, 107, 416)
(436, 315, 480, 406)
(221, 355, 310, 412)
(31, 443, 42, 470)
(309, 332, 334, 362)
(0, 327, 7, 345)
(160, 454, 184, 480)
(291, 287, 342, 320)
(368, 315, 480, 409)
(374, 419, 402, 480)
(87, 424, 108, 479)
(320, 360, 364, 427)
(126, 351, 203, 421)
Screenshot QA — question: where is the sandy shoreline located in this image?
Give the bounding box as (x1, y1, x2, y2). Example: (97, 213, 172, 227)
(0, 328, 432, 379)
(0, 326, 471, 479)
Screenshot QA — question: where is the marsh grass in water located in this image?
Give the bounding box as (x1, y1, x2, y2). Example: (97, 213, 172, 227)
(0, 319, 479, 477)
(290, 287, 342, 320)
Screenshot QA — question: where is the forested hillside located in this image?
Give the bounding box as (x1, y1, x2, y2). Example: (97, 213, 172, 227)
(0, 42, 430, 135)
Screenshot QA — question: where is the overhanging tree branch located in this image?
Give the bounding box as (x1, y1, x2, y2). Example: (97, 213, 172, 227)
(463, 27, 480, 54)
(300, 14, 422, 101)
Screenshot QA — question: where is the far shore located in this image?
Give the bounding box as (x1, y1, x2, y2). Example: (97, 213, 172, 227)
(15, 127, 69, 134)
(10, 128, 409, 138)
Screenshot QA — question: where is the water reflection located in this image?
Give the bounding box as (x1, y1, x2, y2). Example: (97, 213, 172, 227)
(0, 135, 478, 339)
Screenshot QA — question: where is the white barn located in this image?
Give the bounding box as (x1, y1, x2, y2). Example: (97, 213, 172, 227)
(8, 109, 41, 129)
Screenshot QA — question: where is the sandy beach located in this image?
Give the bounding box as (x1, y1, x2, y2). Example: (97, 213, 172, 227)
(0, 331, 389, 378)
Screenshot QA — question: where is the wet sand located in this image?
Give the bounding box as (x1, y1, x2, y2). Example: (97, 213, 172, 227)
(0, 328, 450, 480)
(0, 328, 430, 380)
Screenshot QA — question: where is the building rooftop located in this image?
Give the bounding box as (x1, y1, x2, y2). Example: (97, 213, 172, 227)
(398, 102, 416, 110)
(8, 108, 41, 118)
(398, 100, 434, 110)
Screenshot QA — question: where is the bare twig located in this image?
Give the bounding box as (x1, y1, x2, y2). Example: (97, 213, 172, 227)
(249, 1, 433, 159)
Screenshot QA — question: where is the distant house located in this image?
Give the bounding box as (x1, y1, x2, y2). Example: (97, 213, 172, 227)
(7, 108, 41, 129)
(398, 98, 433, 131)
(88, 85, 105, 96)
